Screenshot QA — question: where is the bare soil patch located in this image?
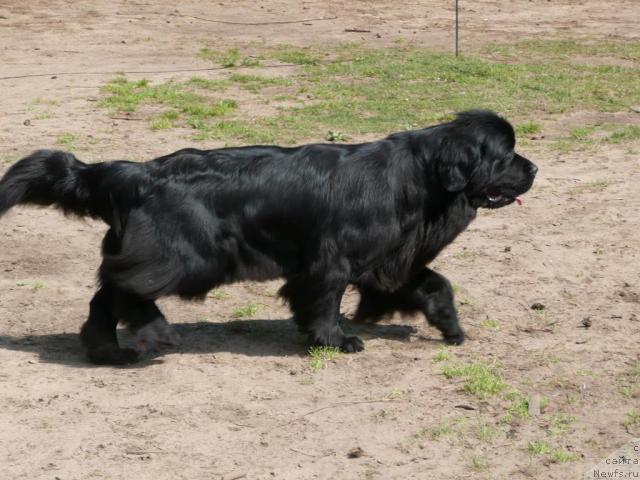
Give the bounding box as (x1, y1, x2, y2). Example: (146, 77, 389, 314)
(1, 2, 639, 479)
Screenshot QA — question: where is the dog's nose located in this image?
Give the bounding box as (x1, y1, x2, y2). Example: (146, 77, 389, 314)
(528, 163, 538, 176)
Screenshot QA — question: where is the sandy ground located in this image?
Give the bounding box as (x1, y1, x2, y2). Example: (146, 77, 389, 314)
(1, 1, 639, 479)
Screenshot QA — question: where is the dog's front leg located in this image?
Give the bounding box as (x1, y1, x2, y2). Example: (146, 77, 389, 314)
(415, 268, 465, 345)
(356, 268, 465, 345)
(280, 276, 364, 353)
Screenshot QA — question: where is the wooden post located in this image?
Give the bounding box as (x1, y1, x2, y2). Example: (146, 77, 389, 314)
(455, 0, 459, 56)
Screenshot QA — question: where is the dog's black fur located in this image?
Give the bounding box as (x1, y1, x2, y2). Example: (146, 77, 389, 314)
(0, 110, 537, 365)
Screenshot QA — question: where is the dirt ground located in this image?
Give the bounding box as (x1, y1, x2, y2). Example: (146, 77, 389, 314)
(1, 1, 639, 479)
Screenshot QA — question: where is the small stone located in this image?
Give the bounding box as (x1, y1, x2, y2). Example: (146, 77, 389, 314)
(347, 447, 364, 458)
(582, 317, 592, 328)
(531, 302, 545, 310)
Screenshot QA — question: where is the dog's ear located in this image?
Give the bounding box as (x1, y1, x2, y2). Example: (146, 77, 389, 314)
(437, 137, 480, 192)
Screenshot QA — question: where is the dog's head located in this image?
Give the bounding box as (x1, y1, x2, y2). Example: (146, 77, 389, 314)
(437, 110, 537, 209)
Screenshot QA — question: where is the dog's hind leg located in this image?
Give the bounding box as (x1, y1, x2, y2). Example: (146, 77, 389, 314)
(122, 300, 180, 353)
(280, 276, 364, 353)
(80, 285, 140, 365)
(80, 287, 180, 364)
(355, 268, 465, 345)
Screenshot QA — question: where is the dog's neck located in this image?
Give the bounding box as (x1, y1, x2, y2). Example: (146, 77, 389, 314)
(418, 193, 476, 265)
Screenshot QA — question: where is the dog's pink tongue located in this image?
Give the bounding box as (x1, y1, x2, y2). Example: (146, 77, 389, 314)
(516, 196, 523, 206)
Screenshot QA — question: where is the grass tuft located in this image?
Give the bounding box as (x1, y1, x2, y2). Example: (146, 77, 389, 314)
(433, 346, 450, 363)
(479, 318, 500, 330)
(442, 361, 506, 398)
(624, 409, 640, 428)
(56, 132, 76, 146)
(232, 304, 261, 318)
(308, 346, 341, 371)
(527, 440, 579, 463)
(515, 121, 542, 135)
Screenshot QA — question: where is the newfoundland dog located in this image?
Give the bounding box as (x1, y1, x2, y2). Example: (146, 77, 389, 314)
(0, 110, 537, 364)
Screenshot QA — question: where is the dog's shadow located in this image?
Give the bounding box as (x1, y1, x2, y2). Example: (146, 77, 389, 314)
(0, 318, 425, 368)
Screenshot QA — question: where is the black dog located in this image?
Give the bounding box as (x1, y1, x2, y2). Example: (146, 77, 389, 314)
(0, 110, 537, 364)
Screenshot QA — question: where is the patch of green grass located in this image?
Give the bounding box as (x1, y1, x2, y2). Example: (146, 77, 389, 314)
(458, 297, 474, 307)
(27, 97, 60, 109)
(384, 388, 407, 400)
(270, 46, 320, 65)
(152, 117, 174, 128)
(550, 449, 580, 463)
(16, 280, 45, 290)
(101, 76, 238, 132)
(571, 180, 609, 195)
(433, 346, 450, 363)
(605, 125, 640, 143)
(528, 440, 552, 456)
(506, 394, 531, 421)
(228, 73, 292, 93)
(554, 122, 640, 153)
(618, 364, 640, 398)
(232, 304, 261, 318)
(532, 309, 556, 329)
(527, 440, 578, 463)
(101, 40, 640, 144)
(471, 454, 490, 471)
(484, 39, 640, 63)
(515, 121, 542, 135)
(443, 361, 506, 398)
(414, 417, 465, 441)
(198, 47, 266, 68)
(186, 76, 229, 90)
(453, 249, 477, 261)
(182, 99, 237, 118)
(198, 47, 240, 68)
(624, 410, 640, 428)
(34, 111, 54, 120)
(308, 346, 341, 371)
(570, 125, 598, 141)
(549, 414, 576, 436)
(241, 56, 263, 67)
(56, 132, 76, 146)
(476, 422, 497, 443)
(192, 120, 278, 143)
(479, 318, 500, 330)
(150, 110, 180, 130)
(0, 153, 21, 165)
(324, 130, 349, 142)
(550, 140, 573, 154)
(207, 288, 229, 300)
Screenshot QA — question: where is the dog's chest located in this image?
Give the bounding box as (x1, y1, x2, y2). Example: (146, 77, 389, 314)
(358, 198, 475, 292)
(421, 200, 476, 260)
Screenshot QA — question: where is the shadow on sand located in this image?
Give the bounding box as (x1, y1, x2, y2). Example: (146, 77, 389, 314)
(0, 317, 427, 368)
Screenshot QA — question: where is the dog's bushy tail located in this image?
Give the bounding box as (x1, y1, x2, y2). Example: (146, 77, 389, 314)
(0, 150, 95, 218)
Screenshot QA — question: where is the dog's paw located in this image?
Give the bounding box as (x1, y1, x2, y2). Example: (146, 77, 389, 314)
(340, 335, 365, 353)
(87, 347, 139, 365)
(133, 318, 181, 353)
(310, 326, 365, 353)
(443, 330, 465, 345)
